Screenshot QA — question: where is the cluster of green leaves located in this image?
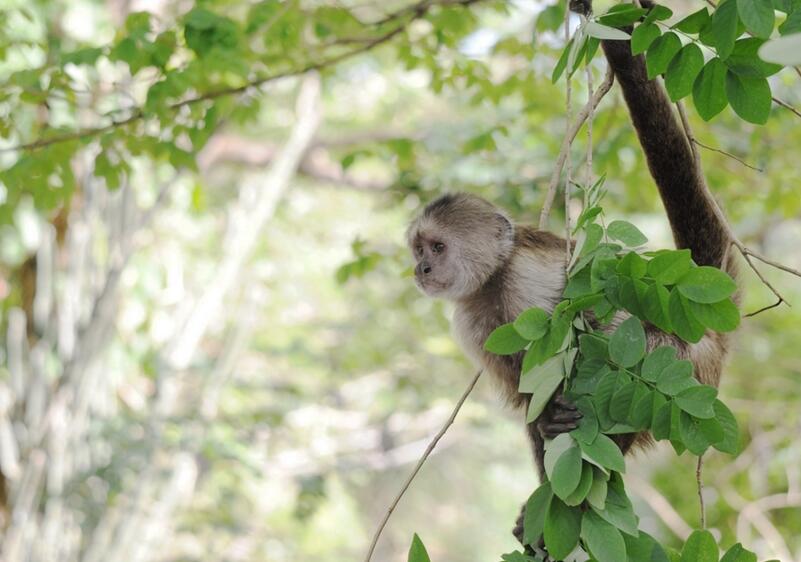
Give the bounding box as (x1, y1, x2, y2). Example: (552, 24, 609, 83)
(552, 1, 801, 125)
(0, 1, 501, 222)
(481, 194, 744, 560)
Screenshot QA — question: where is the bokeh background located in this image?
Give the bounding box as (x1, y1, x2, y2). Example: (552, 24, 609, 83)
(0, 0, 800, 560)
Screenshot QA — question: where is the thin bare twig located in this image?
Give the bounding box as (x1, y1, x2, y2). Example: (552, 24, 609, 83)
(539, 65, 614, 229)
(362, 369, 483, 562)
(696, 455, 706, 529)
(745, 297, 784, 318)
(564, 8, 575, 267)
(743, 248, 801, 278)
(692, 139, 764, 173)
(772, 96, 801, 119)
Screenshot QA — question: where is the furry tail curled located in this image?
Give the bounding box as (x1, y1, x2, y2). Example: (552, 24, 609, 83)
(600, 38, 733, 273)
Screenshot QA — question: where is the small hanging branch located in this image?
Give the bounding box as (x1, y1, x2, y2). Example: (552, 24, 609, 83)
(539, 66, 614, 230)
(564, 8, 575, 266)
(697, 455, 707, 529)
(362, 369, 483, 562)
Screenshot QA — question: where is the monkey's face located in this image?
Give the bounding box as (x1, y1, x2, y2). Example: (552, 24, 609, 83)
(407, 193, 515, 300)
(409, 233, 462, 298)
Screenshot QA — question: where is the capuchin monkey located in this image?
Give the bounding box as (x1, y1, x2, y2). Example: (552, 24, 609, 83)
(406, 0, 738, 552)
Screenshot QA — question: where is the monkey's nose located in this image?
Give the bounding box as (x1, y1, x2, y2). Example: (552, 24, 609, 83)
(416, 262, 432, 276)
(422, 264, 432, 274)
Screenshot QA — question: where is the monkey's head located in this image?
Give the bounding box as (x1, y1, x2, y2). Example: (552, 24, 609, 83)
(407, 193, 515, 300)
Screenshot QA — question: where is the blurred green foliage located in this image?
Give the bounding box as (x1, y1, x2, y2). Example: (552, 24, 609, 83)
(0, 1, 800, 561)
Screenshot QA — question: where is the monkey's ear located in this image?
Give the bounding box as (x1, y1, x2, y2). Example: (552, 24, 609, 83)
(496, 212, 514, 242)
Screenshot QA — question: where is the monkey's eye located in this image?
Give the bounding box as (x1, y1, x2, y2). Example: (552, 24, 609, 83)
(415, 245, 423, 255)
(432, 242, 445, 254)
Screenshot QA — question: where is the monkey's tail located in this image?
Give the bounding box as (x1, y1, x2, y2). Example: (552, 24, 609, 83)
(599, 39, 734, 277)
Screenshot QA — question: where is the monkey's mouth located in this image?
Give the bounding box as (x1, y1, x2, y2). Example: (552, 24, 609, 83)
(415, 276, 450, 296)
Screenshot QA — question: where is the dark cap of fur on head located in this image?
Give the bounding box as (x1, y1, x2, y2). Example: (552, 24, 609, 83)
(413, 192, 514, 244)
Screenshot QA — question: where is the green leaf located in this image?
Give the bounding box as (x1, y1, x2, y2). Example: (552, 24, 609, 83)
(610, 382, 637, 422)
(737, 0, 775, 38)
(552, 446, 584, 500)
(575, 205, 603, 232)
(631, 389, 656, 429)
(537, 2, 565, 32)
(579, 334, 609, 360)
(408, 534, 432, 562)
(674, 8, 711, 33)
(646, 32, 682, 79)
(543, 497, 581, 560)
(586, 21, 631, 40)
(758, 32, 801, 65)
(552, 39, 572, 83)
(712, 399, 740, 454)
(679, 411, 711, 454)
(625, 531, 671, 562)
(675, 385, 718, 418)
(656, 360, 697, 395)
(725, 70, 772, 124)
(728, 38, 783, 77)
(523, 483, 553, 546)
(594, 474, 639, 536)
(609, 317, 646, 368)
(582, 510, 627, 562)
(688, 299, 740, 332)
(514, 307, 550, 340)
(668, 290, 706, 343)
(632, 22, 661, 54)
(693, 57, 730, 120)
(643, 4, 674, 24)
(572, 398, 600, 443)
(700, 0, 739, 59)
(564, 462, 594, 506)
(652, 400, 673, 440)
(643, 283, 674, 332)
(593, 370, 620, 429)
(642, 346, 678, 382)
(522, 355, 566, 423)
(485, 323, 529, 355)
(720, 543, 758, 562)
(779, 10, 801, 34)
(607, 220, 648, 246)
(680, 530, 718, 562)
(617, 251, 648, 279)
(647, 250, 693, 284)
(677, 266, 738, 303)
(699, 416, 725, 443)
(598, 5, 648, 27)
(579, 434, 626, 473)
(586, 467, 609, 509)
(665, 44, 705, 101)
(618, 277, 645, 318)
(544, 434, 575, 479)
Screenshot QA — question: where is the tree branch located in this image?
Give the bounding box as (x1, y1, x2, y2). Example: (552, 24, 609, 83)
(362, 369, 483, 562)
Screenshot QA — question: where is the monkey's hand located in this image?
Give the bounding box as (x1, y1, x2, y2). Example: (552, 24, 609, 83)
(537, 394, 582, 440)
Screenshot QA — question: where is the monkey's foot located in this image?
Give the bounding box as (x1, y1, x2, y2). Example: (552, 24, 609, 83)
(537, 395, 582, 440)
